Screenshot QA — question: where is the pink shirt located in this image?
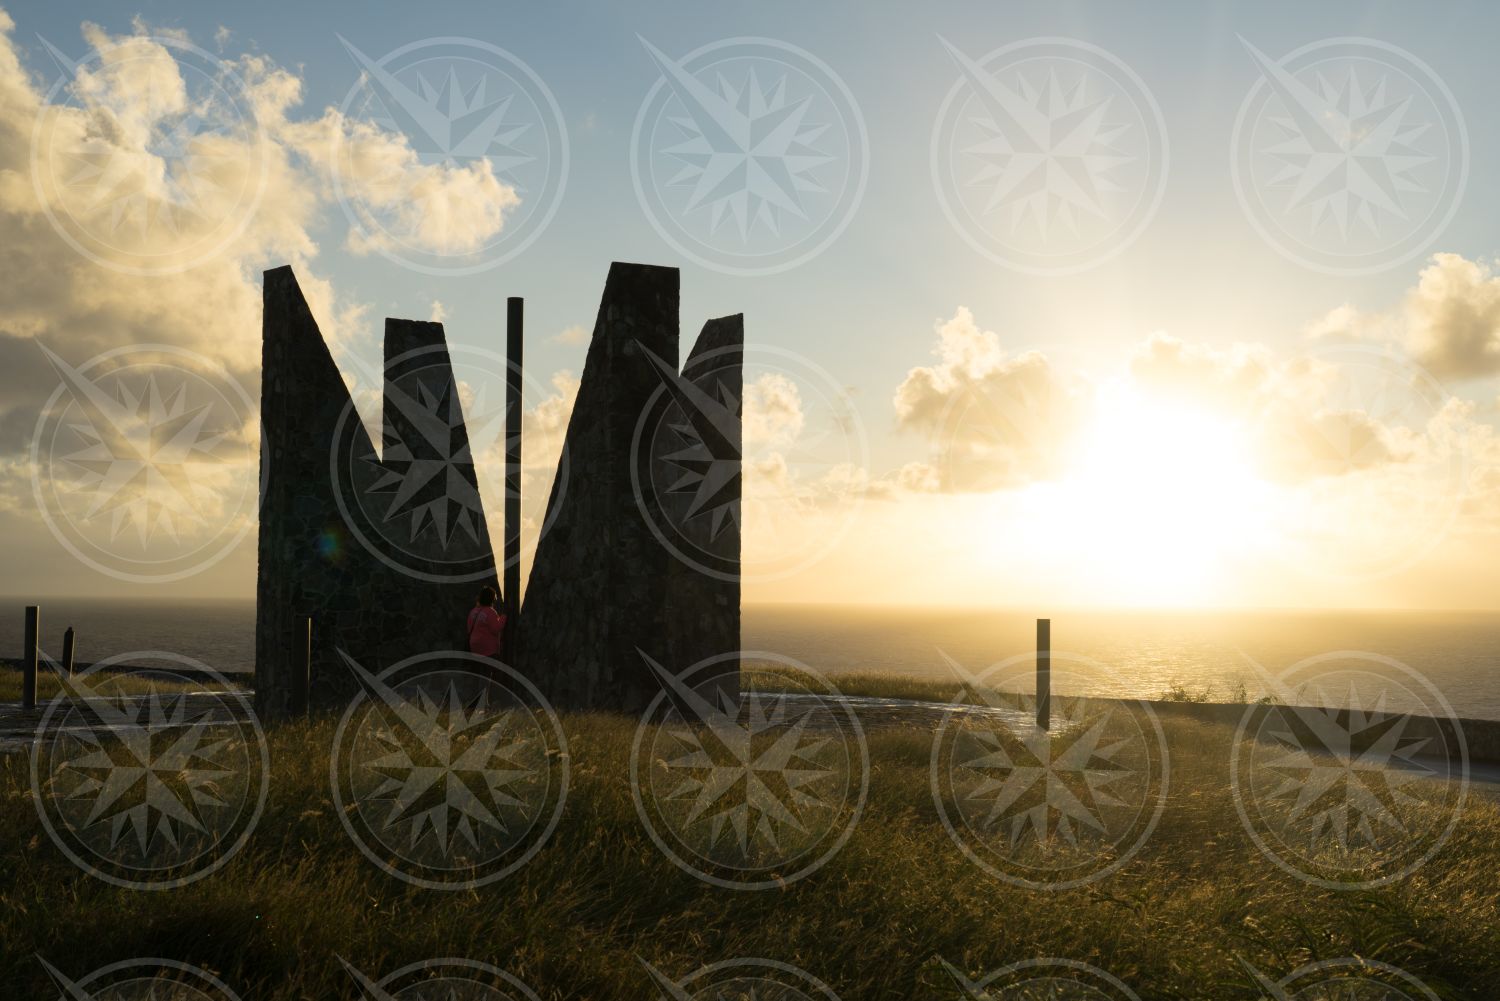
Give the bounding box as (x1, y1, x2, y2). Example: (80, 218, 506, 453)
(466, 606, 505, 657)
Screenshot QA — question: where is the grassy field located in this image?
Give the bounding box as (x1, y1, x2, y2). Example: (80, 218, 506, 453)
(0, 676, 1495, 999)
(0, 666, 235, 702)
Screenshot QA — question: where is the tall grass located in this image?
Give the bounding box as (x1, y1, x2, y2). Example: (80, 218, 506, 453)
(0, 691, 1494, 998)
(0, 667, 223, 703)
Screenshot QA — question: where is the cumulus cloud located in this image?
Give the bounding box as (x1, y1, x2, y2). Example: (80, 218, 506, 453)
(1405, 253, 1500, 380)
(552, 324, 587, 346)
(0, 15, 341, 580)
(893, 307, 1091, 492)
(4, 18, 396, 368)
(889, 303, 1478, 502)
(859, 460, 941, 501)
(0, 13, 542, 590)
(304, 111, 519, 257)
(1127, 331, 1454, 486)
(1255, 406, 1408, 484)
(743, 372, 804, 449)
(522, 369, 579, 477)
(1301, 302, 1398, 345)
(1128, 332, 1277, 416)
(1299, 254, 1500, 382)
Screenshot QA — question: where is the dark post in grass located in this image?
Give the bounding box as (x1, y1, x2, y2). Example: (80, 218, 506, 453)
(61, 627, 76, 678)
(22, 605, 39, 710)
(504, 295, 524, 663)
(1036, 617, 1051, 731)
(289, 616, 312, 718)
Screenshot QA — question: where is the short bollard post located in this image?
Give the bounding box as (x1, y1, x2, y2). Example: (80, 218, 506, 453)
(289, 616, 312, 718)
(22, 605, 39, 711)
(1036, 617, 1051, 731)
(61, 626, 76, 678)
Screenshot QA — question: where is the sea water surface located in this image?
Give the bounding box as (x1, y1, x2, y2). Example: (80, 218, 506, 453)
(2, 599, 1498, 720)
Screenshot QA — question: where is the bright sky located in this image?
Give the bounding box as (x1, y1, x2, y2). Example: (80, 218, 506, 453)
(5, 0, 1500, 610)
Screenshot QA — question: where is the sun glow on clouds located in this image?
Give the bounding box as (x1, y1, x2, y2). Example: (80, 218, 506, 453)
(876, 298, 1493, 610)
(1003, 382, 1275, 605)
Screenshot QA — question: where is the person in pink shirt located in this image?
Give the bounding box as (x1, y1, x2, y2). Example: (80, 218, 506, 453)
(467, 585, 506, 659)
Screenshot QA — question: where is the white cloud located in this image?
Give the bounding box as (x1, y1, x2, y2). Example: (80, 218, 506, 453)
(1405, 253, 1500, 380)
(889, 300, 1485, 506)
(285, 108, 519, 258)
(894, 307, 1092, 491)
(1127, 331, 1452, 486)
(743, 372, 803, 449)
(0, 13, 539, 591)
(1302, 254, 1500, 382)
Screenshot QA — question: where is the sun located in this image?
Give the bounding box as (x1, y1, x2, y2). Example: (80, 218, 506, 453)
(1019, 382, 1274, 605)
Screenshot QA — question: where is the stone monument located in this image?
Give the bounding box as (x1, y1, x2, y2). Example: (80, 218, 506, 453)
(254, 262, 741, 717)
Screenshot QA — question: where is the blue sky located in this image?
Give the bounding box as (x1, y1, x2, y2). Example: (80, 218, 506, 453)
(7, 0, 1500, 607)
(17, 0, 1495, 411)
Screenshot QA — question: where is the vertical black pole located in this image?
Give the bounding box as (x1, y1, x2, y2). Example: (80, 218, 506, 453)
(22, 606, 39, 710)
(61, 626, 76, 678)
(504, 296, 523, 662)
(1036, 617, 1051, 731)
(290, 616, 312, 718)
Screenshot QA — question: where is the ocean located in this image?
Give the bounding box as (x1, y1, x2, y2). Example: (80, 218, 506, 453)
(3, 599, 1498, 721)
